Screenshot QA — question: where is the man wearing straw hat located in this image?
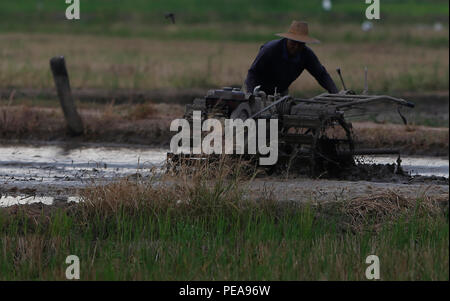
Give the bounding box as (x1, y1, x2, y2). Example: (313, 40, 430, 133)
(245, 21, 338, 95)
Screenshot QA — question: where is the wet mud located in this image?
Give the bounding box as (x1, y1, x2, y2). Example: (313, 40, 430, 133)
(0, 142, 448, 207)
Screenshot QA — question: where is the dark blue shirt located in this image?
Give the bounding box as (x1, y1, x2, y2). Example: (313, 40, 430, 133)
(245, 38, 338, 95)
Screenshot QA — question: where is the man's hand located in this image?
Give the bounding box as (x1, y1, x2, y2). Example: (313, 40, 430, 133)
(338, 89, 356, 95)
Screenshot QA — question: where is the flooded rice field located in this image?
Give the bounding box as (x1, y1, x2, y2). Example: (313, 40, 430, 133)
(0, 142, 448, 206)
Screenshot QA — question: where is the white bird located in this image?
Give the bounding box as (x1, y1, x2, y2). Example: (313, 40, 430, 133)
(322, 0, 332, 11)
(433, 22, 443, 31)
(361, 21, 374, 32)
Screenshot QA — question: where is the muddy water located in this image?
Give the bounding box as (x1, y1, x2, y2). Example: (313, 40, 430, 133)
(0, 143, 448, 206)
(0, 143, 167, 188)
(0, 143, 167, 206)
(357, 155, 449, 177)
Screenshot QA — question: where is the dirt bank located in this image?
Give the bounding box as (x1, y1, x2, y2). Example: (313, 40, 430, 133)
(0, 87, 207, 105)
(247, 177, 449, 204)
(1, 101, 448, 156)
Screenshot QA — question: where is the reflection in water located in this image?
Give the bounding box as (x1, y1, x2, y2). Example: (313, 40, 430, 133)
(0, 195, 80, 207)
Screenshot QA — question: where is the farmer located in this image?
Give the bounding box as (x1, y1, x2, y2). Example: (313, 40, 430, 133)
(244, 21, 339, 95)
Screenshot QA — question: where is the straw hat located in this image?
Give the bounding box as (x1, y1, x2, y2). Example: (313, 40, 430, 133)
(275, 21, 320, 44)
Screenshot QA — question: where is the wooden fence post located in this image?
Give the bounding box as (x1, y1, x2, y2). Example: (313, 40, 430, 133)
(50, 56, 84, 136)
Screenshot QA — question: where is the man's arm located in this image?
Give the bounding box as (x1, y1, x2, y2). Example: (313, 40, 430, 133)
(245, 70, 261, 93)
(304, 48, 339, 94)
(245, 44, 272, 93)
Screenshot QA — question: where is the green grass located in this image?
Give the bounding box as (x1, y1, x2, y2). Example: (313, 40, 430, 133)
(1, 199, 447, 280)
(2, 0, 448, 23)
(0, 163, 448, 280)
(2, 205, 447, 280)
(0, 0, 448, 41)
